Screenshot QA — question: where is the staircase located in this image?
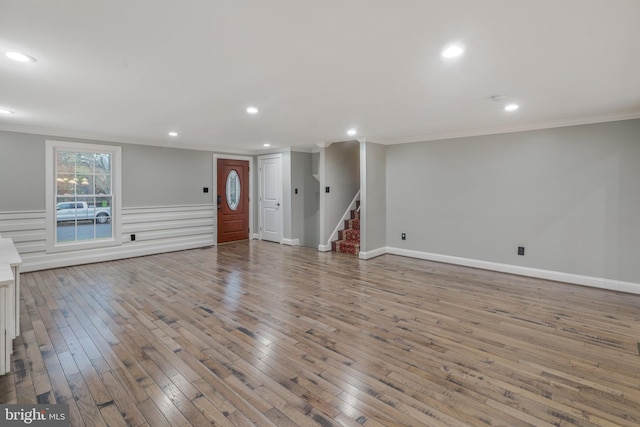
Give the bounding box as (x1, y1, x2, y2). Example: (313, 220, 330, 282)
(332, 201, 360, 255)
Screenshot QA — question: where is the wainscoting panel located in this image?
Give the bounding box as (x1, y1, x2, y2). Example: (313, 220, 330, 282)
(0, 211, 46, 258)
(0, 205, 215, 272)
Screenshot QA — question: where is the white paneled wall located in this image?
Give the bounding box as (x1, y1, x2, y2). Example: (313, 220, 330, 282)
(0, 204, 215, 273)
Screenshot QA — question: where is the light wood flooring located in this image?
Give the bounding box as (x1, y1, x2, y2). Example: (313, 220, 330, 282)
(1, 241, 640, 426)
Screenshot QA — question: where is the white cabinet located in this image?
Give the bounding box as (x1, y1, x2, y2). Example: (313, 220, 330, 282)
(0, 238, 22, 376)
(0, 265, 12, 375)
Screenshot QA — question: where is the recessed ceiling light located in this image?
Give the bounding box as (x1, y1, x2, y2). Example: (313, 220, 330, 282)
(347, 129, 357, 137)
(504, 103, 519, 112)
(6, 52, 36, 63)
(441, 44, 464, 59)
(168, 131, 178, 137)
(0, 109, 14, 115)
(246, 106, 259, 114)
(263, 143, 270, 147)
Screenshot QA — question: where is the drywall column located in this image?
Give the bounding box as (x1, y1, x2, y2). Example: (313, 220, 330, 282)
(318, 147, 327, 250)
(305, 152, 320, 248)
(359, 141, 387, 259)
(282, 151, 292, 242)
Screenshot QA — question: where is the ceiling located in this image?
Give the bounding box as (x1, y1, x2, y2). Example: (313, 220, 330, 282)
(1, 0, 639, 154)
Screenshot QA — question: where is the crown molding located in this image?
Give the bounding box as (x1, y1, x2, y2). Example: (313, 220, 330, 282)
(0, 123, 257, 155)
(315, 141, 333, 148)
(373, 111, 640, 145)
(2, 110, 639, 153)
(290, 146, 315, 153)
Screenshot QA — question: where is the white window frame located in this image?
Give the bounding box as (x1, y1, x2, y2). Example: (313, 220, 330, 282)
(46, 140, 122, 252)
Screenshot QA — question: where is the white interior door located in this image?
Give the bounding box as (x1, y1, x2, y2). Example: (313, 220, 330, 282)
(259, 154, 283, 243)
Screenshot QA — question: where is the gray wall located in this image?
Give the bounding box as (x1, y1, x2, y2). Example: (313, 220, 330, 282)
(0, 130, 214, 210)
(289, 151, 320, 248)
(0, 131, 46, 211)
(360, 142, 386, 253)
(321, 141, 360, 244)
(123, 144, 213, 207)
(386, 119, 640, 283)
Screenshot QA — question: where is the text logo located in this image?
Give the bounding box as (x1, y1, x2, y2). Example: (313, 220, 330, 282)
(1, 405, 69, 426)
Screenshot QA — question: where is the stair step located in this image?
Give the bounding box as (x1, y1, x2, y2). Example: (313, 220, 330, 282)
(344, 218, 360, 230)
(334, 240, 360, 255)
(339, 229, 360, 242)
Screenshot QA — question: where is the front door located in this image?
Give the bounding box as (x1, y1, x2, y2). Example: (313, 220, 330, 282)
(259, 154, 283, 243)
(217, 159, 249, 243)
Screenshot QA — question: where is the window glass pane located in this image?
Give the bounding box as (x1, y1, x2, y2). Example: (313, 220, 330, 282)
(56, 196, 78, 243)
(95, 175, 111, 195)
(94, 154, 111, 174)
(94, 197, 112, 224)
(226, 169, 240, 211)
(56, 151, 76, 173)
(76, 175, 94, 195)
(56, 196, 76, 220)
(74, 196, 96, 241)
(95, 197, 112, 238)
(56, 174, 76, 195)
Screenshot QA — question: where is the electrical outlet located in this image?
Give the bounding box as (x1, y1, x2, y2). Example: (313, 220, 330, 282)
(518, 246, 525, 256)
(131, 234, 136, 242)
(401, 233, 406, 240)
(325, 186, 330, 193)
(294, 188, 298, 194)
(203, 187, 209, 193)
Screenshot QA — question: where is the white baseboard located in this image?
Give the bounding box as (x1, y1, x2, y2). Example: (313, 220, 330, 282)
(252, 233, 260, 240)
(281, 238, 300, 246)
(359, 247, 386, 260)
(386, 247, 640, 295)
(318, 244, 331, 252)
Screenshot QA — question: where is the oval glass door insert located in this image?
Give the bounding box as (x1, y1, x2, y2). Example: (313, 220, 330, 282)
(226, 169, 241, 210)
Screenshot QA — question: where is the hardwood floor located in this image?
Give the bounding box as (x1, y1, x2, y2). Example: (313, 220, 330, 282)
(1, 241, 639, 426)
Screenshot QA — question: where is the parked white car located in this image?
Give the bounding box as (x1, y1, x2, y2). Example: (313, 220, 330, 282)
(56, 202, 111, 224)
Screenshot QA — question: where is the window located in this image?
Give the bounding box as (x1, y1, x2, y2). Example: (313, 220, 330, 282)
(226, 169, 241, 210)
(46, 141, 121, 251)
